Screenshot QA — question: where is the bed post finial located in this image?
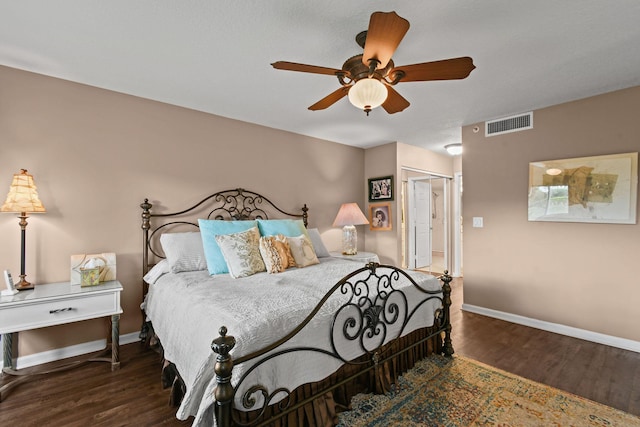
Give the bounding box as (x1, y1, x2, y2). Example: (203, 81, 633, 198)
(211, 326, 236, 427)
(440, 270, 454, 357)
(302, 204, 309, 227)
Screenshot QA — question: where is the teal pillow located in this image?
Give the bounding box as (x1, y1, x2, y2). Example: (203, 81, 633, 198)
(257, 219, 308, 238)
(198, 219, 258, 275)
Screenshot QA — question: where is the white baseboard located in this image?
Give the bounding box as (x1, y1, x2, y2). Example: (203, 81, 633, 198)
(1, 331, 141, 370)
(461, 304, 640, 354)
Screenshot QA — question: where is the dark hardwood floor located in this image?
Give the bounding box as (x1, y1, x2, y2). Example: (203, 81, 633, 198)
(1, 277, 638, 426)
(449, 277, 640, 418)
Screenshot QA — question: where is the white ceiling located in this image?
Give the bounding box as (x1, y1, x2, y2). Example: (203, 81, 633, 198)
(2, 1, 639, 155)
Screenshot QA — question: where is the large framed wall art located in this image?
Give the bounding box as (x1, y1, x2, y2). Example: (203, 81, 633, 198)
(528, 152, 638, 224)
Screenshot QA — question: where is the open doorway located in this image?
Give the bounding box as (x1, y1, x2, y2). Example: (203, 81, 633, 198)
(401, 169, 451, 275)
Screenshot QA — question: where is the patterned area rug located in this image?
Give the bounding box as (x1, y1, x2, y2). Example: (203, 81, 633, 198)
(337, 355, 640, 426)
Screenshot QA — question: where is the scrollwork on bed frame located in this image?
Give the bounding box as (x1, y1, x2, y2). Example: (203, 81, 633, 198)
(139, 188, 308, 343)
(211, 263, 453, 427)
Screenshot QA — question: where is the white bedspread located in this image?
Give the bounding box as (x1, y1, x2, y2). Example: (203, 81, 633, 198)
(144, 258, 442, 426)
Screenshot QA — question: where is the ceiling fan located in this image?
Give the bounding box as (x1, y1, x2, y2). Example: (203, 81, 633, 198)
(272, 11, 475, 115)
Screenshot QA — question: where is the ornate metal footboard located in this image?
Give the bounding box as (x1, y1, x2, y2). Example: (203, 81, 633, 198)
(211, 263, 453, 427)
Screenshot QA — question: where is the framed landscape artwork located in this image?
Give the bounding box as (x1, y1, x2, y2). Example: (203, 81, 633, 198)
(528, 152, 638, 224)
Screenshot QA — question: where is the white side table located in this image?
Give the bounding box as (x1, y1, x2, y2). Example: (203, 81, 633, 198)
(330, 251, 380, 263)
(0, 280, 123, 401)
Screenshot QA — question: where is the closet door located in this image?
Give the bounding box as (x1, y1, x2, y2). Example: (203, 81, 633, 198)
(411, 179, 432, 268)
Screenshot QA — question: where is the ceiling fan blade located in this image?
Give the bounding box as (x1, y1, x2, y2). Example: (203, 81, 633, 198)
(272, 61, 345, 76)
(308, 86, 350, 111)
(362, 11, 410, 70)
(391, 57, 476, 82)
(381, 86, 410, 114)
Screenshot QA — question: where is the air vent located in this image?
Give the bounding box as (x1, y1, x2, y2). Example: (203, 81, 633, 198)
(485, 112, 533, 136)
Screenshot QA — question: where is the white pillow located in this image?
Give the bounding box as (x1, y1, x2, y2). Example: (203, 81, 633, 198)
(286, 234, 320, 268)
(160, 232, 207, 273)
(307, 228, 330, 258)
(143, 259, 170, 285)
(215, 227, 266, 278)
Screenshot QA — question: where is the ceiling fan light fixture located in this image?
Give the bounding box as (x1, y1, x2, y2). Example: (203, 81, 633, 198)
(348, 78, 388, 115)
(445, 143, 463, 155)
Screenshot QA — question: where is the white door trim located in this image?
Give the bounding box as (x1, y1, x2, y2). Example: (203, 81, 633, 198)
(452, 171, 463, 277)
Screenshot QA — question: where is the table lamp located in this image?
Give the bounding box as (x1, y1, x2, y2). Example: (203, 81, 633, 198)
(1, 169, 46, 290)
(332, 203, 369, 255)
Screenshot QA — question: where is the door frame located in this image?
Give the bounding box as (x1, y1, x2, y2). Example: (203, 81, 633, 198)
(402, 167, 452, 273)
(452, 171, 463, 277)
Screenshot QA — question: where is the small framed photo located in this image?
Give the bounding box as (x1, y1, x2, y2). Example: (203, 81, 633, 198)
(369, 203, 392, 231)
(368, 175, 394, 202)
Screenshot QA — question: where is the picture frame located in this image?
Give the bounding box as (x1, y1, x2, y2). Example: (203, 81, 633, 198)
(368, 175, 394, 202)
(528, 152, 638, 224)
(369, 203, 392, 231)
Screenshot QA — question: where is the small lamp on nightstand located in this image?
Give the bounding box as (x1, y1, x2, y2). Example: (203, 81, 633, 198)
(332, 203, 369, 255)
(1, 169, 47, 290)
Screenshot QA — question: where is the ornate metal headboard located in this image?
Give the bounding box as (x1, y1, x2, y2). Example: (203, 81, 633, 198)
(140, 188, 309, 275)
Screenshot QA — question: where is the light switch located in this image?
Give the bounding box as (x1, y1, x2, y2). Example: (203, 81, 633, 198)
(472, 217, 483, 228)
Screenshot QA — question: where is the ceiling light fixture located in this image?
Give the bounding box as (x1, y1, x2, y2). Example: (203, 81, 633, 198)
(348, 78, 388, 116)
(546, 168, 563, 176)
(445, 144, 463, 156)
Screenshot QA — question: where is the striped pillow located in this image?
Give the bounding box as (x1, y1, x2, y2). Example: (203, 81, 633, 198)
(160, 232, 207, 273)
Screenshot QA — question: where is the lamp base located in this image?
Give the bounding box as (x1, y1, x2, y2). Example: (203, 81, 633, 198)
(341, 225, 358, 255)
(15, 276, 33, 291)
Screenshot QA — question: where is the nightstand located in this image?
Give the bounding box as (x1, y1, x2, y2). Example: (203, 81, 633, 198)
(0, 280, 122, 400)
(329, 251, 380, 263)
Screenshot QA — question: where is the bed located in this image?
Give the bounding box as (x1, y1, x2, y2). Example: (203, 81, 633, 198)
(140, 188, 453, 427)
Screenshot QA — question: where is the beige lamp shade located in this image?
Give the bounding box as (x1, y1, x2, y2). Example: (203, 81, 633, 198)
(1, 169, 46, 213)
(333, 203, 369, 227)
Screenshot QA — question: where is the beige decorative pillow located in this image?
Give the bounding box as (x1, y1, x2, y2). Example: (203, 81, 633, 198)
(286, 234, 320, 268)
(274, 234, 296, 268)
(259, 236, 291, 274)
(215, 227, 265, 278)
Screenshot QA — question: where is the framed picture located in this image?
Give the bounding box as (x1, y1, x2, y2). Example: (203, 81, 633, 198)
(368, 175, 394, 201)
(369, 203, 392, 231)
(528, 152, 638, 224)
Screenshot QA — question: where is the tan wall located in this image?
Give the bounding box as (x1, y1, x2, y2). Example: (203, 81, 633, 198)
(0, 66, 364, 356)
(363, 143, 397, 264)
(461, 85, 640, 341)
(397, 142, 454, 177)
